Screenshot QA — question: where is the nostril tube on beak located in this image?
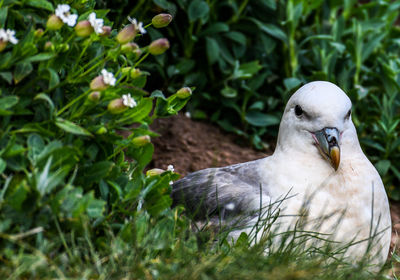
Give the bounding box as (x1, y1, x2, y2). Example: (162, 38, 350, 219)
(313, 127, 341, 171)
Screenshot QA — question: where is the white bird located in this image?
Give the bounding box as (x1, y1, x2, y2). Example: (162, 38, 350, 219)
(172, 81, 391, 268)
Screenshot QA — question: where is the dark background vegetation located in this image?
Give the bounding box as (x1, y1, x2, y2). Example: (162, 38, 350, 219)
(101, 0, 400, 199)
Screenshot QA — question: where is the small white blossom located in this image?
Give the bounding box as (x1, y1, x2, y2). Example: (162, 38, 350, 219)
(0, 28, 18, 44)
(101, 69, 116, 86)
(169, 181, 173, 185)
(122, 94, 137, 108)
(127, 16, 146, 34)
(225, 203, 235, 211)
(167, 165, 174, 172)
(184, 111, 191, 118)
(88, 12, 104, 34)
(55, 4, 78, 27)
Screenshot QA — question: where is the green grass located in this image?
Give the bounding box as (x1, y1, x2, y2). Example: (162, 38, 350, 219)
(1, 206, 397, 279)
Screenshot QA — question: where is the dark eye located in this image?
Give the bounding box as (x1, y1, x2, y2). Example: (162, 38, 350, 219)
(295, 105, 303, 117)
(345, 109, 351, 120)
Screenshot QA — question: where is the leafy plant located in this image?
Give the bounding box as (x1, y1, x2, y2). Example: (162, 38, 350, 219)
(0, 0, 189, 273)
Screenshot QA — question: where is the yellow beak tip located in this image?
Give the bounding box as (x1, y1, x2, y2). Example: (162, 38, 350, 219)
(330, 146, 340, 171)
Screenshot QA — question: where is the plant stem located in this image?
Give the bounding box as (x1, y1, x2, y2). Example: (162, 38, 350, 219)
(57, 89, 91, 116)
(134, 52, 149, 67)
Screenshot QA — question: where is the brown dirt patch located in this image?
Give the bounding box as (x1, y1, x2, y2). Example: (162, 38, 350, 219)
(149, 113, 270, 176)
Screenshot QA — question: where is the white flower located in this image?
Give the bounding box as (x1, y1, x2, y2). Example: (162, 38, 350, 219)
(55, 4, 78, 27)
(167, 164, 174, 172)
(127, 16, 146, 34)
(184, 111, 191, 118)
(101, 69, 116, 86)
(6, 29, 18, 44)
(0, 28, 18, 44)
(225, 203, 235, 211)
(88, 12, 104, 34)
(122, 94, 137, 108)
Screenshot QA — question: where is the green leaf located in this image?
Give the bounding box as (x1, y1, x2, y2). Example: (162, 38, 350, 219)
(0, 52, 12, 69)
(239, 61, 262, 76)
(220, 87, 237, 98)
(47, 68, 60, 89)
(0, 7, 7, 27)
(24, 53, 55, 63)
(36, 156, 69, 196)
(7, 181, 29, 211)
(0, 96, 18, 110)
(34, 93, 55, 115)
(375, 160, 391, 176)
(245, 111, 280, 127)
(0, 158, 6, 174)
(330, 42, 346, 54)
(150, 90, 167, 100)
(0, 72, 12, 84)
(26, 0, 54, 11)
(132, 75, 147, 88)
(99, 180, 109, 200)
(14, 62, 33, 84)
(80, 161, 115, 184)
(27, 134, 45, 165)
(201, 22, 229, 36)
(188, 0, 210, 22)
(249, 18, 287, 42)
(86, 197, 105, 218)
(284, 77, 302, 91)
(224, 31, 247, 45)
(116, 98, 153, 124)
(205, 37, 219, 64)
(55, 118, 93, 137)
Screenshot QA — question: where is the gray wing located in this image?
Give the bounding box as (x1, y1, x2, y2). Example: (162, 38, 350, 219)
(172, 158, 268, 221)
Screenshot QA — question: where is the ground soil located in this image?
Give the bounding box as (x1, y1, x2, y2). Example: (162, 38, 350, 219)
(149, 113, 270, 175)
(149, 113, 400, 258)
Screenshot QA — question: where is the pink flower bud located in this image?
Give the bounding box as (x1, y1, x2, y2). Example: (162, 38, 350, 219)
(46, 14, 64, 30)
(34, 28, 44, 38)
(121, 42, 138, 53)
(130, 68, 142, 79)
(44, 41, 55, 51)
(107, 98, 128, 114)
(75, 20, 94, 37)
(101, 26, 112, 36)
(116, 24, 137, 44)
(176, 87, 192, 99)
(148, 38, 170, 55)
(57, 43, 70, 52)
(133, 48, 142, 58)
(122, 67, 142, 79)
(0, 40, 7, 52)
(121, 67, 132, 74)
(88, 91, 101, 102)
(146, 168, 165, 177)
(152, 13, 173, 28)
(132, 135, 151, 147)
(90, 75, 108, 91)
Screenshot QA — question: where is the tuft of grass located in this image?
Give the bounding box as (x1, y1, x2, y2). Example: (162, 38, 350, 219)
(0, 205, 397, 279)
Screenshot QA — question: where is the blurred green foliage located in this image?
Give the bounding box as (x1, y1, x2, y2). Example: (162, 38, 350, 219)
(123, 0, 400, 200)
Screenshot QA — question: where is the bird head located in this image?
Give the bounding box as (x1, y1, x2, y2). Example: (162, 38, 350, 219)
(276, 81, 356, 171)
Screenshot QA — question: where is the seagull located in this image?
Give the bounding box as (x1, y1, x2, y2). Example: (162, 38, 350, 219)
(172, 81, 391, 268)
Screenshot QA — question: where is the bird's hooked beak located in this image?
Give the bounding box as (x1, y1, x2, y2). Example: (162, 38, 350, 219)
(311, 127, 340, 171)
